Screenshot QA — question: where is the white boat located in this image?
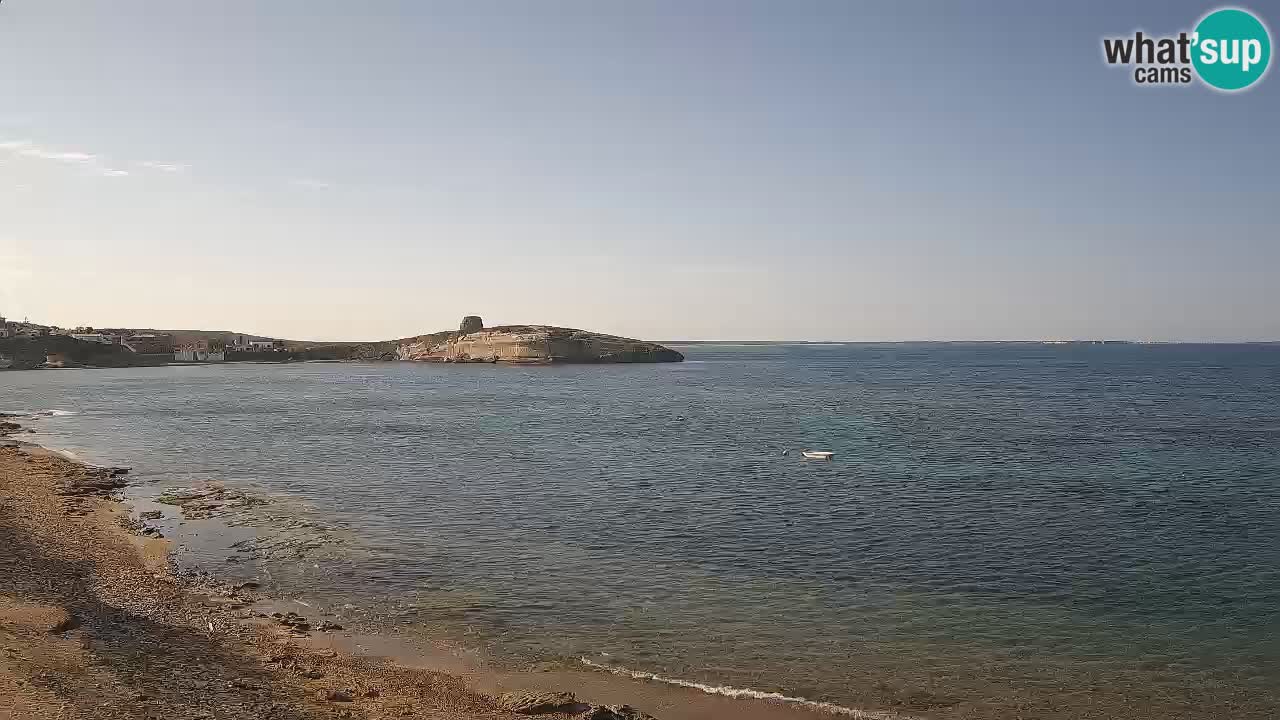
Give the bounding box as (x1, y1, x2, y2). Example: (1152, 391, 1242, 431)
(801, 450, 834, 460)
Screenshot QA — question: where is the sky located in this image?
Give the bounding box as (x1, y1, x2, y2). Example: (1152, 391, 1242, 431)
(0, 0, 1277, 342)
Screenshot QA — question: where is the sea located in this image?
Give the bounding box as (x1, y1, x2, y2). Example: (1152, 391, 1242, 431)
(3, 343, 1279, 719)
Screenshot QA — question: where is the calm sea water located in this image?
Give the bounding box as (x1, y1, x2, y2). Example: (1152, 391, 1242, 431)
(4, 344, 1279, 718)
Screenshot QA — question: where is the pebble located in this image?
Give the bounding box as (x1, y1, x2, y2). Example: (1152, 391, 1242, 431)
(321, 689, 354, 703)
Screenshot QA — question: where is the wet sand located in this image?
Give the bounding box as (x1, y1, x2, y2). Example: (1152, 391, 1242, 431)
(0, 421, 863, 720)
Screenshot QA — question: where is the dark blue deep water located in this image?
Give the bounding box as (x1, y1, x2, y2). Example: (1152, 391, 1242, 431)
(4, 343, 1279, 718)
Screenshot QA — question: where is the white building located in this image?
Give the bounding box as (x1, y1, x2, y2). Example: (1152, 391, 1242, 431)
(174, 348, 226, 363)
(70, 333, 113, 344)
(229, 334, 284, 352)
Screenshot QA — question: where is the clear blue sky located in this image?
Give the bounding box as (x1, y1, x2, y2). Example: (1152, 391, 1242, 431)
(1, 1, 1276, 341)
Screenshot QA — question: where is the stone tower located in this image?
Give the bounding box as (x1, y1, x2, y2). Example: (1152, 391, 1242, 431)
(459, 315, 484, 335)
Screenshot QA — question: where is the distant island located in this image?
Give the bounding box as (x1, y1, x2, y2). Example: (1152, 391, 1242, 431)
(326, 315, 680, 364)
(394, 315, 683, 364)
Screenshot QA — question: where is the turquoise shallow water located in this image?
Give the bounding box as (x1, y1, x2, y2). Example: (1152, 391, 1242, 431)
(4, 343, 1279, 718)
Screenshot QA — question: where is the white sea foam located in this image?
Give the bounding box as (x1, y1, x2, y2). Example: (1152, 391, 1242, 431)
(0, 409, 78, 418)
(578, 657, 914, 719)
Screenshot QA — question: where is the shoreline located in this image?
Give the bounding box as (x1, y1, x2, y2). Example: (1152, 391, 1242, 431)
(0, 416, 887, 720)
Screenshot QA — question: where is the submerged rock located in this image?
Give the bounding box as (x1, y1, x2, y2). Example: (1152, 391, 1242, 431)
(60, 465, 130, 497)
(580, 705, 657, 720)
(499, 689, 578, 714)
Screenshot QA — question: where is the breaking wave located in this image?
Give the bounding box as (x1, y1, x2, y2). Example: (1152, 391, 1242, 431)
(0, 409, 79, 418)
(578, 657, 913, 719)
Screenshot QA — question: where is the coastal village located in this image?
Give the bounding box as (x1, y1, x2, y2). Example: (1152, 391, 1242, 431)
(0, 314, 286, 369)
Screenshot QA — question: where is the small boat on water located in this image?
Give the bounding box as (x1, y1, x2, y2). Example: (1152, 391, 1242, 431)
(801, 450, 834, 460)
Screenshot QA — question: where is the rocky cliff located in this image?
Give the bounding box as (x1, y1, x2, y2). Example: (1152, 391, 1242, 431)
(396, 317, 683, 364)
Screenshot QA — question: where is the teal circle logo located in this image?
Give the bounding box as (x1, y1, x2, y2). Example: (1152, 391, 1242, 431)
(1192, 8, 1271, 91)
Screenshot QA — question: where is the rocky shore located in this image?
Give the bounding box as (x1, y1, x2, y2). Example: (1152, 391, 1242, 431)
(0, 417, 658, 720)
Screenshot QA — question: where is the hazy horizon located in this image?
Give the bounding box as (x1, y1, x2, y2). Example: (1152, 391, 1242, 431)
(3, 1, 1277, 343)
(6, 317, 1279, 345)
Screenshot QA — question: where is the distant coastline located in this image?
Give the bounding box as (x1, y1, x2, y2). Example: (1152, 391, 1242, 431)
(0, 314, 684, 370)
(5, 314, 1276, 373)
